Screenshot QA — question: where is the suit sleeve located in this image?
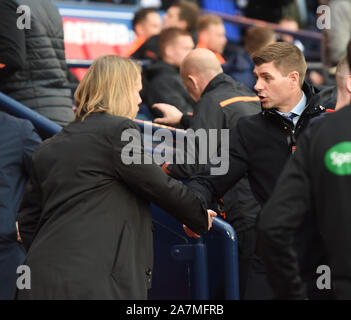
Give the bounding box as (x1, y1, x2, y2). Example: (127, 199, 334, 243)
(22, 120, 42, 178)
(112, 119, 209, 235)
(18, 160, 42, 252)
(186, 120, 250, 208)
(257, 129, 313, 299)
(165, 99, 226, 180)
(17, 122, 42, 251)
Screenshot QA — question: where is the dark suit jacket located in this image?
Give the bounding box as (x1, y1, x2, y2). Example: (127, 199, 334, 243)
(17, 112, 208, 300)
(0, 111, 41, 299)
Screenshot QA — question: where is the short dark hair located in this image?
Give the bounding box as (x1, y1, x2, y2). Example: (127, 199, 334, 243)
(252, 42, 307, 87)
(159, 27, 191, 58)
(244, 27, 276, 56)
(198, 14, 223, 32)
(171, 0, 200, 33)
(132, 8, 158, 31)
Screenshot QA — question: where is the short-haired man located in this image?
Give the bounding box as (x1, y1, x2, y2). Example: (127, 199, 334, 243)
(184, 42, 327, 299)
(134, 0, 199, 60)
(143, 28, 195, 115)
(223, 26, 276, 90)
(196, 14, 227, 64)
(163, 0, 199, 33)
(258, 40, 351, 300)
(153, 48, 261, 297)
(278, 17, 305, 53)
(128, 8, 162, 58)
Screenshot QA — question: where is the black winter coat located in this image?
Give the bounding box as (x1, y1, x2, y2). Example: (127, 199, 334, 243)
(258, 106, 351, 299)
(188, 82, 327, 216)
(16, 113, 208, 300)
(0, 0, 74, 126)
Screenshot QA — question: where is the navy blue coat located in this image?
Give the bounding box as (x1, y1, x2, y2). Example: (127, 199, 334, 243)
(0, 111, 41, 299)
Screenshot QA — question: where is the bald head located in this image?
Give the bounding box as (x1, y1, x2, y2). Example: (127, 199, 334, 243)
(181, 48, 222, 79)
(180, 49, 222, 101)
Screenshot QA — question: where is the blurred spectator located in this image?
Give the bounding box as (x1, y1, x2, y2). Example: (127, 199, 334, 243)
(278, 17, 305, 53)
(244, 0, 295, 23)
(153, 48, 261, 298)
(322, 0, 351, 70)
(335, 56, 351, 111)
(128, 8, 162, 58)
(309, 0, 351, 87)
(163, 0, 199, 32)
(133, 0, 199, 60)
(223, 26, 276, 90)
(0, 0, 74, 128)
(0, 112, 41, 299)
(196, 15, 227, 64)
(143, 28, 195, 116)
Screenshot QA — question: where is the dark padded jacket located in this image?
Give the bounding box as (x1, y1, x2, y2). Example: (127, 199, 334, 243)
(0, 0, 74, 126)
(258, 106, 351, 300)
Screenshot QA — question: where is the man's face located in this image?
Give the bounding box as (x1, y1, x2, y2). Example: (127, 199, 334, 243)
(139, 12, 162, 39)
(168, 35, 194, 67)
(163, 6, 184, 29)
(203, 23, 227, 54)
(253, 62, 293, 109)
(279, 20, 298, 43)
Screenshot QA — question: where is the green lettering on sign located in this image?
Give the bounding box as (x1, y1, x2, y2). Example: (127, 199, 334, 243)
(325, 142, 351, 176)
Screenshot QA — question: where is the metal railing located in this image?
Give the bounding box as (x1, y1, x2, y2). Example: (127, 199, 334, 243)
(202, 9, 322, 42)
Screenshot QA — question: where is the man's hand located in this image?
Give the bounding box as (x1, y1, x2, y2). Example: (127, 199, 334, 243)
(152, 103, 183, 126)
(183, 209, 217, 238)
(16, 221, 22, 243)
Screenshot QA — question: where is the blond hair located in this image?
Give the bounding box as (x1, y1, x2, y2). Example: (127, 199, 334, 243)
(75, 55, 141, 121)
(252, 42, 307, 87)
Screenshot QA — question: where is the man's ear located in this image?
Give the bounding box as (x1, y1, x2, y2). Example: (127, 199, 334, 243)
(188, 74, 198, 89)
(288, 71, 300, 87)
(134, 24, 144, 38)
(346, 76, 351, 93)
(178, 20, 187, 31)
(197, 30, 207, 45)
(164, 45, 172, 61)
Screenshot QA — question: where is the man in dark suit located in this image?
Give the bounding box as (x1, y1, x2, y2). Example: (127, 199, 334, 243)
(0, 111, 41, 299)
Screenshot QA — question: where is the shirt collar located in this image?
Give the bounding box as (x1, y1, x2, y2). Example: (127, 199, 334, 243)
(276, 91, 307, 117)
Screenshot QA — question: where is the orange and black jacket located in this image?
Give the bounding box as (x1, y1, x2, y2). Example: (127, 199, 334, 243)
(164, 72, 262, 232)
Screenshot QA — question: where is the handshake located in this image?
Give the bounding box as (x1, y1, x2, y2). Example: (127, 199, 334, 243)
(183, 209, 217, 238)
